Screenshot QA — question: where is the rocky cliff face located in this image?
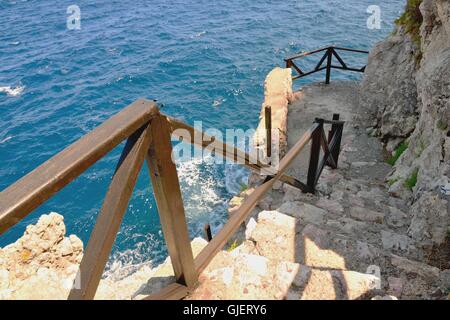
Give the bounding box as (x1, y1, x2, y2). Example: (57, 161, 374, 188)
(0, 213, 83, 299)
(361, 0, 450, 254)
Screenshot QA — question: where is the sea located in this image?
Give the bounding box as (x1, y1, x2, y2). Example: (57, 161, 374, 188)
(0, 0, 405, 274)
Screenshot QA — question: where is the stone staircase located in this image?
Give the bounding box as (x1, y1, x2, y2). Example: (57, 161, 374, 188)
(186, 82, 449, 300)
(186, 132, 447, 300)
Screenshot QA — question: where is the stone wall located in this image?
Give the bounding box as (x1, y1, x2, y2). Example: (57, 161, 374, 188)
(361, 0, 450, 251)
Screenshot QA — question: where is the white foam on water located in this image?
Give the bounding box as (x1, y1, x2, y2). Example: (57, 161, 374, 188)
(190, 31, 207, 38)
(105, 152, 249, 279)
(224, 164, 249, 195)
(0, 136, 13, 144)
(0, 85, 24, 97)
(212, 97, 226, 107)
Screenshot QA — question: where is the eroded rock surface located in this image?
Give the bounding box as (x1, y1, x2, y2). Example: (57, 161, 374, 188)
(0, 213, 82, 299)
(361, 0, 450, 256)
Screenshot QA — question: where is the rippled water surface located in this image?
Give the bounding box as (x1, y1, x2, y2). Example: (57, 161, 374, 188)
(0, 0, 405, 270)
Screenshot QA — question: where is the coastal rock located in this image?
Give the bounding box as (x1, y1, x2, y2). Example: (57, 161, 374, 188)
(407, 192, 449, 247)
(0, 213, 83, 300)
(361, 0, 450, 275)
(360, 27, 419, 140)
(254, 67, 292, 158)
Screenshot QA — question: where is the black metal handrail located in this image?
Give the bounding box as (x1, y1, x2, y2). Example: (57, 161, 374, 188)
(285, 46, 369, 84)
(264, 114, 344, 194)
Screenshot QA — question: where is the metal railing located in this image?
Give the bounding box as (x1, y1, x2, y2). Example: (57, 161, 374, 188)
(285, 46, 369, 84)
(0, 99, 344, 300)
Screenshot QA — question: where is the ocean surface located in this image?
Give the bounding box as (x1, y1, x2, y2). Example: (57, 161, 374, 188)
(0, 0, 405, 273)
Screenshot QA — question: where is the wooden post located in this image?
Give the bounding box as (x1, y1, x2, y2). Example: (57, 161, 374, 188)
(325, 48, 333, 84)
(307, 119, 323, 192)
(286, 59, 291, 69)
(146, 113, 198, 289)
(265, 105, 272, 160)
(69, 123, 153, 300)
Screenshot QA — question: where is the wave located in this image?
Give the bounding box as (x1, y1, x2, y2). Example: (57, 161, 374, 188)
(104, 152, 249, 279)
(0, 85, 24, 97)
(0, 136, 13, 144)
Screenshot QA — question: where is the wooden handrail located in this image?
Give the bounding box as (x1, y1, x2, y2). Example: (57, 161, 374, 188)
(194, 123, 319, 274)
(0, 97, 345, 300)
(69, 122, 154, 300)
(0, 99, 158, 234)
(167, 116, 308, 190)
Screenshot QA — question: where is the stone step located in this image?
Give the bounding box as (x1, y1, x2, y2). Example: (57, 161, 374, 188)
(274, 199, 415, 254)
(188, 249, 381, 300)
(245, 210, 447, 299)
(286, 265, 381, 300)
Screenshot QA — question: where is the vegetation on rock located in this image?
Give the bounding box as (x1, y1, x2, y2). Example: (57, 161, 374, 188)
(436, 119, 448, 131)
(387, 141, 409, 166)
(404, 168, 419, 190)
(388, 177, 399, 186)
(227, 240, 239, 252)
(395, 0, 423, 47)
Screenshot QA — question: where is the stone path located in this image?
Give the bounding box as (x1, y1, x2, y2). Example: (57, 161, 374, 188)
(186, 81, 449, 300)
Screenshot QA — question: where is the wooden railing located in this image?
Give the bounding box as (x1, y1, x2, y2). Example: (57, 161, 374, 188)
(285, 46, 369, 84)
(0, 99, 344, 300)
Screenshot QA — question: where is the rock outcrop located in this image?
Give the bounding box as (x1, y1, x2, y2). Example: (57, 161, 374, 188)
(0, 213, 82, 299)
(254, 67, 293, 159)
(0, 214, 210, 300)
(361, 0, 450, 255)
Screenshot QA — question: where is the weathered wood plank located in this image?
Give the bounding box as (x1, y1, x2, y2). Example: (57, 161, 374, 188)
(0, 99, 158, 234)
(169, 116, 312, 193)
(194, 124, 317, 273)
(168, 116, 277, 176)
(68, 123, 153, 300)
(146, 114, 198, 288)
(141, 283, 189, 300)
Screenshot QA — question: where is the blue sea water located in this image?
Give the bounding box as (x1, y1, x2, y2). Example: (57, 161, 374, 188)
(0, 0, 405, 272)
